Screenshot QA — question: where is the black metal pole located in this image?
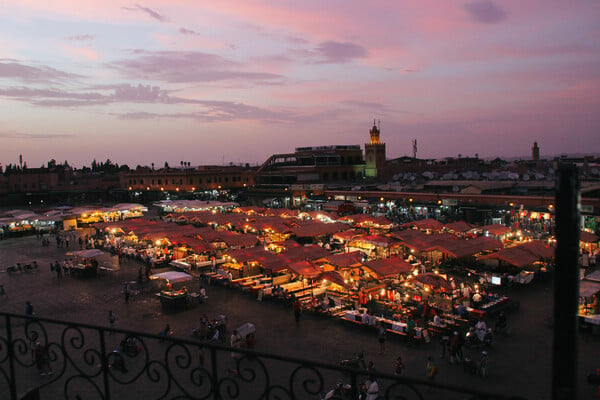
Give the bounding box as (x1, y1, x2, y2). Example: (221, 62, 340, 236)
(552, 163, 580, 400)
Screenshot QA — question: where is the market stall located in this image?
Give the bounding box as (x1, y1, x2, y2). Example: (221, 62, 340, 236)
(149, 271, 195, 308)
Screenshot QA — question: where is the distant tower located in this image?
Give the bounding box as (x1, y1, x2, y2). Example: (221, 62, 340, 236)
(412, 139, 417, 160)
(532, 141, 540, 161)
(364, 119, 386, 178)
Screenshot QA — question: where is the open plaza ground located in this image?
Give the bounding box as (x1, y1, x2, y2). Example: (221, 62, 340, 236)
(0, 234, 599, 399)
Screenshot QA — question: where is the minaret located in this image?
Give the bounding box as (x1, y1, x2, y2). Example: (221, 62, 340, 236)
(532, 141, 540, 161)
(364, 119, 386, 178)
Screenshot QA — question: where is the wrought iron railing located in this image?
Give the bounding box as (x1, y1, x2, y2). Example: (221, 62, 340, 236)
(0, 312, 525, 400)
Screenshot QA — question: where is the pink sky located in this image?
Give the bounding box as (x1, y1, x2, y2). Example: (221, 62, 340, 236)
(1, 1, 599, 168)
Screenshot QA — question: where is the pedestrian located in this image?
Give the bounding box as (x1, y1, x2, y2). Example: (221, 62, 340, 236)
(394, 355, 405, 376)
(78, 237, 83, 249)
(365, 375, 379, 400)
(25, 301, 34, 316)
(425, 356, 438, 380)
(124, 282, 130, 303)
(440, 334, 449, 359)
(228, 329, 242, 375)
(449, 331, 460, 364)
(377, 321, 386, 354)
(159, 323, 171, 342)
(108, 310, 116, 334)
(293, 298, 302, 324)
(0, 284, 7, 299)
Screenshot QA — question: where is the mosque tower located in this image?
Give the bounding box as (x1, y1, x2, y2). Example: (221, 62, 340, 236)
(364, 119, 386, 178)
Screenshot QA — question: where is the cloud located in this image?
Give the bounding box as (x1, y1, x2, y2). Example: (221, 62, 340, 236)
(116, 100, 296, 123)
(340, 100, 387, 111)
(179, 27, 199, 36)
(0, 61, 83, 83)
(463, 1, 506, 23)
(0, 131, 74, 139)
(65, 34, 95, 41)
(109, 50, 283, 83)
(314, 41, 367, 64)
(122, 4, 168, 22)
(0, 84, 173, 107)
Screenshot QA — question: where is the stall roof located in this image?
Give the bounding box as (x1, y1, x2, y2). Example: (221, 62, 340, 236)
(443, 221, 474, 233)
(332, 229, 363, 241)
(314, 271, 350, 288)
(351, 234, 398, 248)
(226, 246, 272, 263)
(286, 260, 322, 277)
(290, 221, 347, 238)
(319, 251, 364, 269)
(580, 231, 599, 243)
(426, 236, 502, 258)
(392, 230, 459, 252)
(480, 224, 512, 236)
(477, 246, 539, 268)
(363, 255, 414, 278)
(409, 272, 453, 292)
(401, 218, 444, 231)
(580, 280, 600, 298)
(517, 240, 555, 259)
(149, 271, 193, 283)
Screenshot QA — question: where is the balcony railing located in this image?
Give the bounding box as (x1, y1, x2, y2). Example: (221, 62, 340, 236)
(0, 312, 525, 400)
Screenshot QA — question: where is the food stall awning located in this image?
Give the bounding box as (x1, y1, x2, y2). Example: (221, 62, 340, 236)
(363, 256, 414, 278)
(409, 273, 453, 292)
(517, 240, 555, 259)
(443, 221, 474, 233)
(425, 236, 502, 258)
(286, 260, 322, 277)
(68, 249, 105, 258)
(319, 251, 364, 269)
(149, 271, 193, 283)
(480, 224, 512, 236)
(477, 246, 539, 268)
(401, 218, 444, 231)
(580, 231, 599, 244)
(580, 280, 600, 298)
(290, 221, 347, 238)
(352, 234, 397, 248)
(314, 271, 350, 288)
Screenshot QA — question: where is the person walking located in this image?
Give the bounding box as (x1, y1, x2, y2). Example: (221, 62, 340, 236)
(394, 355, 406, 376)
(377, 321, 387, 354)
(293, 298, 302, 325)
(108, 310, 116, 334)
(124, 282, 130, 303)
(0, 285, 7, 299)
(425, 356, 438, 380)
(365, 375, 379, 400)
(25, 301, 34, 316)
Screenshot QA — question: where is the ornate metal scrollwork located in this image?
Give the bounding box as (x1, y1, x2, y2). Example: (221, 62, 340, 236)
(0, 313, 524, 400)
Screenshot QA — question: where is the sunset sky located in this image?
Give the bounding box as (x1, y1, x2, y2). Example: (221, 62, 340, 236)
(1, 1, 599, 169)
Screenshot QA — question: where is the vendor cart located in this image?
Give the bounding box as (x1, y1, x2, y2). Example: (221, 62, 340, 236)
(234, 322, 256, 348)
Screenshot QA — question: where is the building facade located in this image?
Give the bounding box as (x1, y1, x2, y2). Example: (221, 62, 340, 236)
(121, 165, 256, 192)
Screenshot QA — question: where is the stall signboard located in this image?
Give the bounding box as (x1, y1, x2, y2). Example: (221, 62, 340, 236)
(442, 199, 458, 206)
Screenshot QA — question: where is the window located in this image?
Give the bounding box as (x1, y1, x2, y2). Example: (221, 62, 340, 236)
(140, 179, 144, 185)
(158, 179, 162, 185)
